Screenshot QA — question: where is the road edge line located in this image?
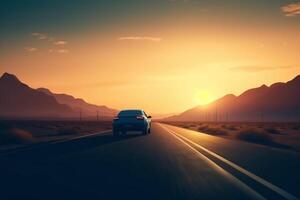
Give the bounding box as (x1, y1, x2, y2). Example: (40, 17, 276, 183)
(51, 130, 112, 144)
(162, 124, 299, 200)
(158, 124, 266, 200)
(0, 130, 112, 156)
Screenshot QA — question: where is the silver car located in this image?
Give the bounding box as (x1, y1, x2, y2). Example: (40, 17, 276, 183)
(112, 109, 151, 136)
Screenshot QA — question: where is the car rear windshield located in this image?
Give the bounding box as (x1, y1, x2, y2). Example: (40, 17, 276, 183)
(118, 110, 143, 117)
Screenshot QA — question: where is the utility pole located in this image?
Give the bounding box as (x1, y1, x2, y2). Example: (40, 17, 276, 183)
(79, 109, 82, 121)
(260, 112, 264, 122)
(97, 110, 99, 121)
(215, 104, 218, 122)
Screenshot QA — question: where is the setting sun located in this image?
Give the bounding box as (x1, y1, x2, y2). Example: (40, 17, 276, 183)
(194, 90, 215, 105)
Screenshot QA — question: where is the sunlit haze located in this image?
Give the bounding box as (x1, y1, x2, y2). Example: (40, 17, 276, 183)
(1, 0, 300, 114)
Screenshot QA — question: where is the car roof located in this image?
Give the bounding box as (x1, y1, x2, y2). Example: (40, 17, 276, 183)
(118, 109, 145, 115)
(120, 109, 143, 112)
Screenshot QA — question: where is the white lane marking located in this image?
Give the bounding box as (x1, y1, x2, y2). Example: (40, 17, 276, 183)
(161, 124, 299, 200)
(158, 124, 266, 200)
(51, 130, 112, 144)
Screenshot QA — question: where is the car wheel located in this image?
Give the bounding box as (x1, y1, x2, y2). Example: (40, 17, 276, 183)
(113, 130, 119, 137)
(142, 128, 148, 135)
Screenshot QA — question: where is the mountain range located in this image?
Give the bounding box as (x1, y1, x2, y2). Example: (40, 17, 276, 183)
(37, 88, 118, 117)
(2, 72, 300, 121)
(165, 75, 300, 122)
(0, 72, 117, 119)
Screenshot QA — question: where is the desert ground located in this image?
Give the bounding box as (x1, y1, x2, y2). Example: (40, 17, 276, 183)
(0, 120, 112, 151)
(162, 121, 300, 152)
(2, 120, 300, 153)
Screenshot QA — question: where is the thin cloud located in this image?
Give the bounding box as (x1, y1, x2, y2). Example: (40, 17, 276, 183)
(281, 2, 300, 16)
(50, 79, 133, 89)
(29, 32, 70, 53)
(168, 0, 190, 2)
(231, 65, 298, 72)
(31, 32, 47, 40)
(54, 40, 67, 45)
(57, 49, 69, 54)
(48, 49, 70, 54)
(24, 47, 38, 52)
(118, 36, 162, 42)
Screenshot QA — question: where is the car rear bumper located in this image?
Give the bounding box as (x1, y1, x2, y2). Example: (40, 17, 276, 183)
(113, 122, 147, 131)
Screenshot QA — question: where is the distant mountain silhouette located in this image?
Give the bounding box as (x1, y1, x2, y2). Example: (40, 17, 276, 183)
(165, 75, 300, 122)
(0, 73, 74, 118)
(0, 72, 118, 119)
(37, 88, 118, 117)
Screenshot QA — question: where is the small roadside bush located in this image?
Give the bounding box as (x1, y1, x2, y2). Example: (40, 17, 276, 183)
(236, 129, 273, 145)
(57, 128, 79, 135)
(0, 125, 35, 144)
(265, 128, 281, 135)
(198, 126, 227, 136)
(198, 125, 209, 131)
(224, 125, 238, 131)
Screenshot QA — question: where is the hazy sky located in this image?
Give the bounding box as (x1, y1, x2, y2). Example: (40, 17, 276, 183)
(1, 0, 300, 114)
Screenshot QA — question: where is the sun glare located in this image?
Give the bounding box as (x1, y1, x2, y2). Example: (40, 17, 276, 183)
(194, 90, 215, 106)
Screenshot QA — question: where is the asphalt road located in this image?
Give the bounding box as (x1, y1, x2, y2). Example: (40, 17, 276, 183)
(1, 123, 300, 200)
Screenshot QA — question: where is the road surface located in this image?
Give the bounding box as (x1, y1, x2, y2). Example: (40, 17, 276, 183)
(0, 123, 300, 200)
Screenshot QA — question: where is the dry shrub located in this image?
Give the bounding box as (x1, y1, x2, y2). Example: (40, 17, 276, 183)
(11, 128, 35, 142)
(223, 125, 238, 131)
(0, 126, 35, 144)
(75, 126, 83, 130)
(57, 128, 79, 135)
(265, 128, 281, 135)
(236, 129, 273, 145)
(198, 126, 227, 136)
(181, 124, 191, 129)
(198, 125, 209, 131)
(47, 125, 58, 130)
(230, 126, 238, 131)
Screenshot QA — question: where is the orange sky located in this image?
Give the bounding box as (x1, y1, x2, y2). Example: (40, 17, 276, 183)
(1, 1, 300, 114)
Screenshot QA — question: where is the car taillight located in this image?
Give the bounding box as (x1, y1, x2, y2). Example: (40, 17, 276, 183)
(113, 116, 119, 120)
(136, 115, 144, 120)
